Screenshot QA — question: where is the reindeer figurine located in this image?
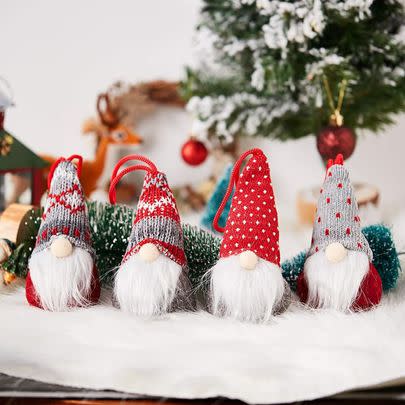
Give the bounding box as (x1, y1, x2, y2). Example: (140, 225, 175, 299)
(43, 93, 143, 198)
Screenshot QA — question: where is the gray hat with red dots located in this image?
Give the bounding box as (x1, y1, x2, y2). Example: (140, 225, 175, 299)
(308, 154, 372, 260)
(33, 156, 94, 256)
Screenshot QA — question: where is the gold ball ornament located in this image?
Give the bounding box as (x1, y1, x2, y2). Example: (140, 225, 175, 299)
(325, 242, 347, 263)
(3, 271, 16, 285)
(139, 243, 160, 263)
(50, 237, 73, 258)
(239, 250, 258, 270)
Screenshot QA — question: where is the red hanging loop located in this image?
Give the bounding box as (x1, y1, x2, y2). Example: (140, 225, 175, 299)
(47, 155, 84, 189)
(111, 154, 157, 181)
(334, 153, 344, 165)
(67, 155, 83, 178)
(213, 148, 265, 233)
(109, 155, 159, 205)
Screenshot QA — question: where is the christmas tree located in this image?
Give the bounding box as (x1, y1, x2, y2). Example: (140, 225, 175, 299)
(182, 1, 405, 143)
(201, 163, 233, 233)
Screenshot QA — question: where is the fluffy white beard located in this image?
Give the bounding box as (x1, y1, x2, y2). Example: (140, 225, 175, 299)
(114, 253, 182, 316)
(304, 250, 369, 312)
(208, 256, 286, 323)
(28, 248, 93, 311)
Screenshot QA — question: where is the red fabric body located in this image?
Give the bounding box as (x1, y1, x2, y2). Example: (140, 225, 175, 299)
(25, 266, 100, 310)
(297, 262, 382, 311)
(220, 151, 280, 265)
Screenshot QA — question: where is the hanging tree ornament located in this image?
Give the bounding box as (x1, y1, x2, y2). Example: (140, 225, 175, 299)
(317, 77, 356, 161)
(181, 136, 208, 166)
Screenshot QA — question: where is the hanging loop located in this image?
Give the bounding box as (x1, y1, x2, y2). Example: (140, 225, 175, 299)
(213, 148, 265, 233)
(109, 155, 158, 204)
(47, 155, 84, 189)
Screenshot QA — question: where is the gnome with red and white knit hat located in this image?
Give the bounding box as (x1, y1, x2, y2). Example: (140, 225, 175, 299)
(297, 154, 382, 311)
(26, 155, 100, 311)
(109, 155, 193, 316)
(207, 148, 290, 323)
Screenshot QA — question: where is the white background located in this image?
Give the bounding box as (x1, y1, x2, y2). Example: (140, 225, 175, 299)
(1, 0, 404, 220)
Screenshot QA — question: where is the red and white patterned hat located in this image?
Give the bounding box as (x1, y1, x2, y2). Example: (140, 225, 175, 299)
(109, 155, 186, 268)
(213, 148, 280, 266)
(34, 155, 93, 256)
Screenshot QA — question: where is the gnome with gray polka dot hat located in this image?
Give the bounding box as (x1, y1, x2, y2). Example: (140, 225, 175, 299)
(297, 154, 382, 311)
(206, 148, 290, 323)
(26, 155, 100, 311)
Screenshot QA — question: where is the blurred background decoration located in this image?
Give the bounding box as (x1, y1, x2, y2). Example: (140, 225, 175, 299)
(181, 0, 405, 223)
(1, 0, 405, 229)
(182, 0, 405, 157)
(0, 78, 48, 211)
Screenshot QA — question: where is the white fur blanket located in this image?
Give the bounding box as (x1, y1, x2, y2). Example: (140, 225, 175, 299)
(1, 275, 405, 404)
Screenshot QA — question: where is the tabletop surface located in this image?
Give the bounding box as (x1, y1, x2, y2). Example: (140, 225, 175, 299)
(1, 373, 405, 405)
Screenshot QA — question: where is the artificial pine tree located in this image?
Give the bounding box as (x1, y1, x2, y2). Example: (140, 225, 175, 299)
(182, 1, 405, 145)
(201, 163, 233, 233)
(183, 223, 221, 289)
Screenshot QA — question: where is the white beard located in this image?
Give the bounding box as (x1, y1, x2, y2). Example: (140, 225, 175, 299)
(28, 247, 94, 311)
(207, 255, 286, 323)
(114, 253, 182, 316)
(304, 250, 369, 312)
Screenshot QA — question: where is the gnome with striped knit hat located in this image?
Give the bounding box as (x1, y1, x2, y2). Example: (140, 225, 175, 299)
(207, 148, 290, 323)
(297, 154, 382, 311)
(26, 155, 100, 311)
(109, 155, 193, 316)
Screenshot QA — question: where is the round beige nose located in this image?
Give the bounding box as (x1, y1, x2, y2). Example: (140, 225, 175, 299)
(239, 250, 258, 270)
(325, 242, 347, 263)
(139, 243, 160, 263)
(50, 237, 73, 258)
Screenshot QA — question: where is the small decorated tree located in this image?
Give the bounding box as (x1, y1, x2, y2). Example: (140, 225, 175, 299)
(182, 0, 405, 160)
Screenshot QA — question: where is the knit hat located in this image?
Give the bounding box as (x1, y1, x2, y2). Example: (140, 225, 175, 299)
(109, 155, 186, 269)
(34, 155, 93, 256)
(213, 148, 280, 266)
(308, 154, 372, 260)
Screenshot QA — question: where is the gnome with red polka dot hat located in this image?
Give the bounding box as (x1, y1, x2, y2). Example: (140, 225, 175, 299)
(297, 154, 382, 311)
(207, 148, 290, 323)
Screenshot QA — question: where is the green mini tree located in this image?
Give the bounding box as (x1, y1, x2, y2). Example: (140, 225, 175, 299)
(182, 0, 405, 144)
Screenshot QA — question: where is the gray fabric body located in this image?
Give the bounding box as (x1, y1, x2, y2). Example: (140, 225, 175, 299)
(308, 164, 372, 260)
(33, 160, 94, 256)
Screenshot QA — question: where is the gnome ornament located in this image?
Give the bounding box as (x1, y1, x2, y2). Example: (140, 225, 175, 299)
(207, 148, 290, 323)
(109, 154, 194, 316)
(26, 155, 100, 311)
(297, 154, 382, 312)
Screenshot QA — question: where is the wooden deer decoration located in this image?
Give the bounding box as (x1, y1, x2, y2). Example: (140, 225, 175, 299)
(42, 93, 143, 198)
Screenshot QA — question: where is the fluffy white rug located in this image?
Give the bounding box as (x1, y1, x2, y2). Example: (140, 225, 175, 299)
(1, 274, 405, 404)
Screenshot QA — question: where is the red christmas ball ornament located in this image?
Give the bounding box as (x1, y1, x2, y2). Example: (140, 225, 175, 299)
(181, 137, 208, 166)
(316, 125, 356, 161)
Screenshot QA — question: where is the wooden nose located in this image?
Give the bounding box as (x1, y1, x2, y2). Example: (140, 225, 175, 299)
(325, 242, 347, 263)
(138, 243, 160, 263)
(239, 250, 258, 270)
(50, 237, 73, 258)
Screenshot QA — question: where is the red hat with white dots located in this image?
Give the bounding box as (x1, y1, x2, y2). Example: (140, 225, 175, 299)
(308, 154, 372, 260)
(213, 148, 280, 265)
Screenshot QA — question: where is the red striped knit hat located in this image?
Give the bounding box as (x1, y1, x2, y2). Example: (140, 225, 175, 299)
(109, 155, 186, 268)
(213, 148, 280, 266)
(34, 155, 93, 255)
